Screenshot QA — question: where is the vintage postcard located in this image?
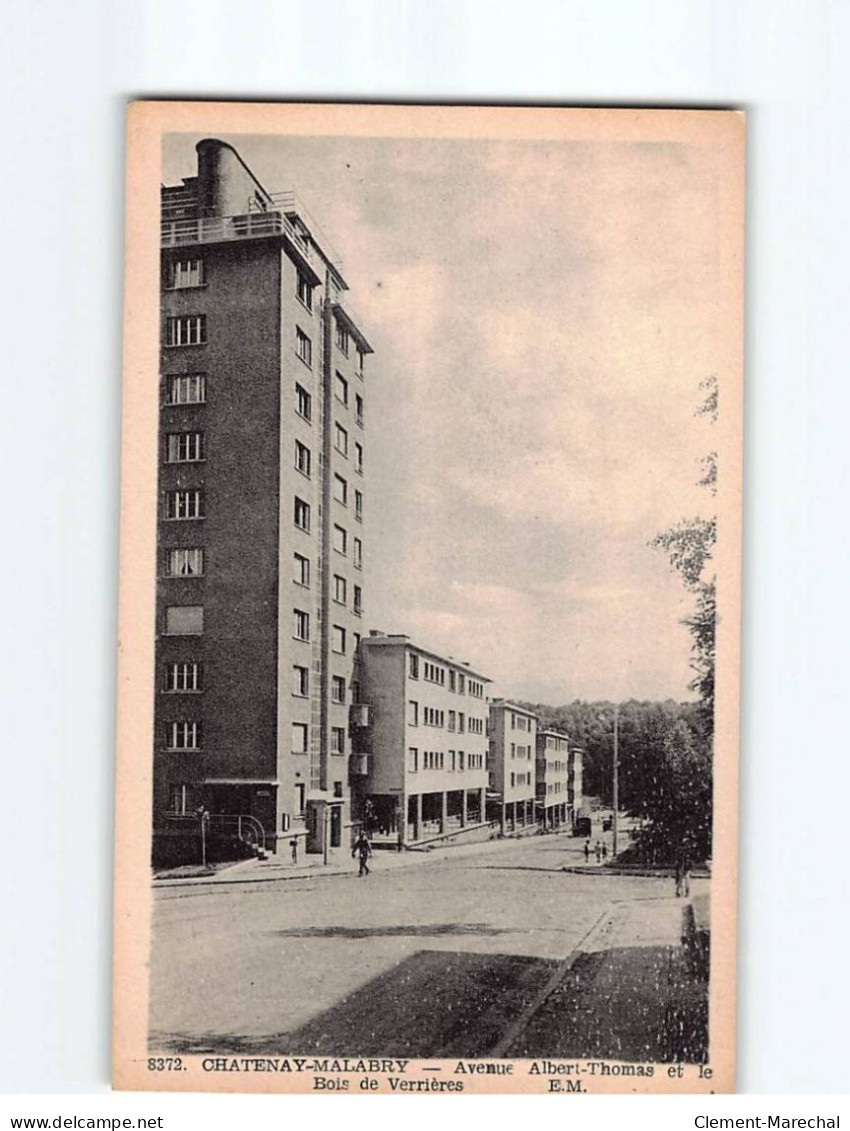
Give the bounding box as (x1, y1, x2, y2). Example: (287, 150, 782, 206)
(113, 101, 743, 1094)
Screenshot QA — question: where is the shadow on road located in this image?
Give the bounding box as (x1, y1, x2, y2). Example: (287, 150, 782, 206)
(272, 922, 516, 939)
(151, 949, 559, 1057)
(513, 943, 708, 1063)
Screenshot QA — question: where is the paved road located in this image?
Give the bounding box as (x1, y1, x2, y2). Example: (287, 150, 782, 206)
(150, 832, 698, 1057)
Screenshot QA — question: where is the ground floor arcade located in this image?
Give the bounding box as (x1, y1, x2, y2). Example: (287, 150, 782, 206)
(363, 789, 488, 847)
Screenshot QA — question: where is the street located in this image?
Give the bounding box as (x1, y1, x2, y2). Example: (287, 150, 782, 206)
(150, 833, 708, 1060)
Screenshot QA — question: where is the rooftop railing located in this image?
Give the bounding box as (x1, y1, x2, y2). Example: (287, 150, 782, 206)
(160, 210, 309, 255)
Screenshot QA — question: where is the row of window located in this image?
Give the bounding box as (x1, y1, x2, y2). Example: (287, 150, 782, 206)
(509, 713, 533, 732)
(293, 610, 361, 655)
(407, 701, 485, 733)
(509, 742, 533, 759)
(407, 748, 486, 774)
(510, 772, 531, 788)
(291, 722, 347, 755)
(407, 654, 478, 697)
(162, 255, 366, 365)
(293, 667, 351, 704)
(332, 575, 363, 614)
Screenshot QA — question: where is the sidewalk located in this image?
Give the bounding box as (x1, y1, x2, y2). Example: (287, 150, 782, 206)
(152, 827, 586, 889)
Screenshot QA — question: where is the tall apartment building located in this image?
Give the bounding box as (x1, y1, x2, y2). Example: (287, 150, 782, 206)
(535, 729, 572, 830)
(569, 745, 584, 821)
(154, 139, 372, 864)
(487, 700, 537, 834)
(355, 633, 491, 846)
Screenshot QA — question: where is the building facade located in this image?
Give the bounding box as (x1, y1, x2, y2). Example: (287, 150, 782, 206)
(355, 633, 491, 846)
(487, 700, 537, 834)
(535, 729, 572, 830)
(154, 139, 372, 864)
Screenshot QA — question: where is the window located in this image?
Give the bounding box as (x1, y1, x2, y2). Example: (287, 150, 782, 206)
(293, 553, 310, 587)
(511, 742, 516, 759)
(408, 700, 419, 727)
(166, 432, 204, 463)
(335, 372, 349, 405)
(293, 665, 309, 697)
(331, 675, 346, 704)
(335, 423, 349, 457)
(356, 346, 365, 374)
(450, 750, 456, 771)
(333, 575, 347, 604)
(165, 315, 206, 346)
(352, 680, 361, 702)
(355, 394, 364, 426)
(334, 781, 343, 798)
(295, 383, 312, 421)
(167, 721, 201, 751)
(458, 674, 466, 694)
(166, 490, 204, 520)
(353, 537, 362, 569)
(332, 625, 346, 654)
(296, 783, 306, 814)
(353, 631, 361, 653)
(458, 751, 465, 771)
(448, 710, 456, 732)
(333, 474, 348, 505)
(295, 440, 311, 477)
(166, 258, 204, 289)
(168, 784, 191, 815)
(458, 712, 465, 733)
(409, 654, 419, 679)
(294, 497, 311, 532)
(297, 271, 313, 310)
(354, 490, 363, 521)
(165, 662, 202, 693)
(333, 524, 347, 555)
(335, 320, 350, 355)
(449, 670, 456, 692)
(353, 585, 362, 615)
(164, 605, 203, 635)
(165, 548, 204, 577)
(331, 727, 345, 754)
(166, 374, 206, 404)
(293, 609, 310, 641)
(354, 442, 363, 474)
(292, 723, 309, 754)
(296, 327, 312, 366)
(407, 747, 419, 772)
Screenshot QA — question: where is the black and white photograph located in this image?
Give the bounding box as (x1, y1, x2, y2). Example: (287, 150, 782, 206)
(113, 102, 743, 1094)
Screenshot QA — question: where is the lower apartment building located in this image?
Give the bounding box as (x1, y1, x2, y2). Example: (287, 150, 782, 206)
(353, 632, 491, 847)
(487, 700, 538, 834)
(536, 729, 573, 830)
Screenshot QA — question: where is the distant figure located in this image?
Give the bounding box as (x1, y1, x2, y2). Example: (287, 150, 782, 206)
(675, 852, 691, 898)
(584, 840, 591, 863)
(289, 837, 298, 864)
(595, 841, 603, 863)
(352, 830, 373, 877)
(601, 842, 608, 862)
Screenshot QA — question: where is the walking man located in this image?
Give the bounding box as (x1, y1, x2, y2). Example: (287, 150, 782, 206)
(584, 839, 591, 863)
(352, 829, 373, 877)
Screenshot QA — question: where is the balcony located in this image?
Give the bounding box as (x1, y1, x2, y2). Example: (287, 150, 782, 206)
(349, 753, 371, 776)
(349, 703, 370, 728)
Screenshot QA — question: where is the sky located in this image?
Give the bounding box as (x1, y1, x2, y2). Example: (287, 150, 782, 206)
(163, 131, 721, 705)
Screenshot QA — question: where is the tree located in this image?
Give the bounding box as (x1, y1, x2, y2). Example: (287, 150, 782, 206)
(651, 376, 717, 723)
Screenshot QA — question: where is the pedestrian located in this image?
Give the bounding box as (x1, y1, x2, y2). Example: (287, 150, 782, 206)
(289, 837, 298, 864)
(583, 840, 590, 863)
(601, 842, 608, 861)
(675, 851, 691, 898)
(595, 841, 602, 863)
(352, 830, 372, 877)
